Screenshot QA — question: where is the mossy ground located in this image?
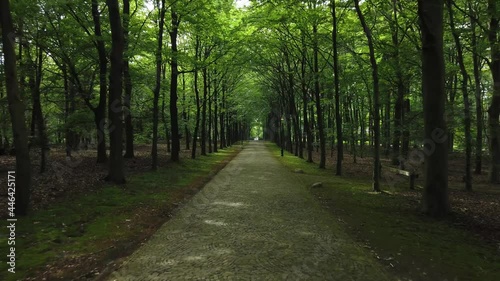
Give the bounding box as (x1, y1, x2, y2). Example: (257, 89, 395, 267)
(267, 143, 500, 281)
(0, 146, 242, 281)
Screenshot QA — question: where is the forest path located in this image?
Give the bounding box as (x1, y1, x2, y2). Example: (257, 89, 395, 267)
(107, 142, 391, 280)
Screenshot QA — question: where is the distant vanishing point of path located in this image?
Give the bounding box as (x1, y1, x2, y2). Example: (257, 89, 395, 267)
(107, 142, 391, 280)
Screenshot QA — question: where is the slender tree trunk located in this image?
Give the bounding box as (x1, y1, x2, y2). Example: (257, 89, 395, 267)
(301, 32, 313, 163)
(201, 66, 208, 156)
(312, 23, 326, 168)
(447, 0, 472, 190)
(1, 0, 32, 215)
(29, 43, 48, 173)
(487, 0, 500, 183)
(169, 7, 180, 162)
(213, 69, 218, 153)
(332, 0, 343, 175)
(123, 0, 134, 158)
(105, 0, 125, 184)
(220, 84, 226, 149)
(192, 39, 201, 159)
(355, 0, 381, 191)
(419, 0, 449, 216)
(471, 10, 483, 175)
(208, 73, 213, 154)
(91, 0, 108, 163)
(182, 73, 190, 150)
(151, 0, 165, 170)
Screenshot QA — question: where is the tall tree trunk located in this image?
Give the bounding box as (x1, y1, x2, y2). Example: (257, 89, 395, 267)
(182, 73, 190, 150)
(447, 0, 472, 190)
(151, 0, 165, 170)
(471, 9, 483, 175)
(487, 0, 500, 183)
(201, 66, 208, 156)
(332, 0, 343, 175)
(220, 84, 226, 149)
(208, 73, 213, 154)
(301, 32, 313, 163)
(105, 0, 125, 184)
(312, 23, 326, 168)
(91, 0, 108, 164)
(123, 0, 134, 158)
(1, 0, 32, 215)
(213, 69, 218, 153)
(29, 43, 48, 173)
(169, 8, 180, 162)
(419, 0, 449, 216)
(354, 0, 381, 191)
(192, 38, 201, 159)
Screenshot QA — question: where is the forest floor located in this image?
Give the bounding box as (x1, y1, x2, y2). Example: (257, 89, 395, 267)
(281, 145, 500, 280)
(0, 143, 499, 280)
(0, 143, 242, 281)
(306, 147, 500, 245)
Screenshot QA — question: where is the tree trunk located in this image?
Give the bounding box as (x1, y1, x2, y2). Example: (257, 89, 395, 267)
(29, 43, 48, 173)
(220, 84, 226, 149)
(182, 73, 190, 150)
(105, 0, 125, 184)
(91, 0, 108, 164)
(471, 9, 483, 175)
(192, 38, 201, 159)
(419, 0, 449, 217)
(355, 0, 381, 191)
(301, 31, 313, 163)
(201, 66, 208, 156)
(1, 0, 32, 215)
(208, 73, 213, 154)
(312, 23, 326, 169)
(169, 8, 180, 162)
(151, 0, 165, 170)
(123, 0, 134, 158)
(332, 0, 343, 175)
(213, 69, 218, 153)
(487, 0, 500, 183)
(447, 0, 472, 191)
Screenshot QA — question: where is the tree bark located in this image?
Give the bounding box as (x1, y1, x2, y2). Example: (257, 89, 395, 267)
(169, 8, 180, 162)
(201, 65, 208, 156)
(471, 8, 483, 175)
(332, 0, 343, 175)
(151, 0, 165, 170)
(354, 0, 381, 192)
(105, 0, 125, 184)
(28, 43, 48, 173)
(1, 0, 32, 215)
(312, 23, 326, 169)
(418, 0, 449, 216)
(123, 0, 134, 158)
(91, 0, 108, 164)
(487, 0, 500, 183)
(447, 0, 472, 191)
(192, 38, 201, 159)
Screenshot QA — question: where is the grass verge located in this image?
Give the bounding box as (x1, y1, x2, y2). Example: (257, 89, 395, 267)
(0, 145, 242, 281)
(266, 142, 500, 281)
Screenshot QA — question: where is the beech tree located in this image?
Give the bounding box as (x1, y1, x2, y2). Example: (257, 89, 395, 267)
(1, 0, 32, 215)
(419, 0, 450, 216)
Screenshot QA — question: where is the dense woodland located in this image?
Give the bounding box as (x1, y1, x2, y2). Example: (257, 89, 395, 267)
(0, 0, 499, 219)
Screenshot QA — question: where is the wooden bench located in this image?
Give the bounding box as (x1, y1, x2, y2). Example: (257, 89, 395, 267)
(381, 164, 419, 190)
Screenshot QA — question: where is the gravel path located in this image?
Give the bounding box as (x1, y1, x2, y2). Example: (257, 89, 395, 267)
(107, 142, 391, 280)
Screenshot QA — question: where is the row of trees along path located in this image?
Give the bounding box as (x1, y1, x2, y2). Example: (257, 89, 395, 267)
(1, 0, 499, 218)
